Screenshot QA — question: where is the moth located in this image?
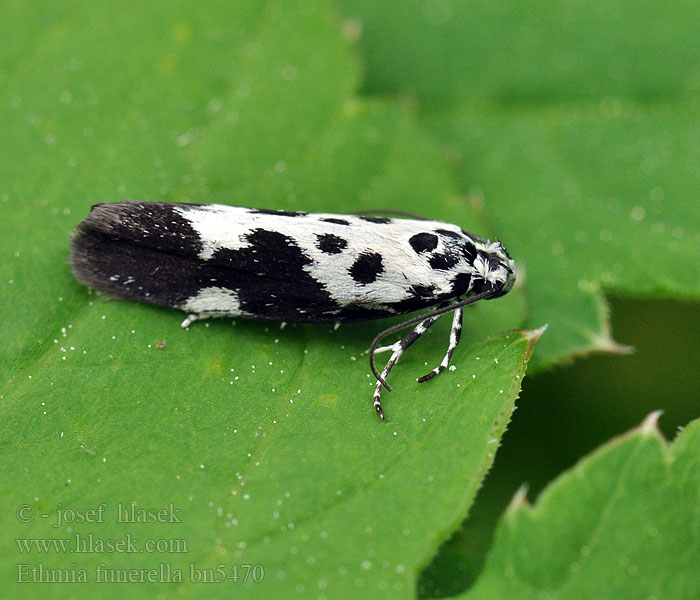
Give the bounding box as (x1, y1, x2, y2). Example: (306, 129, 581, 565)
(70, 202, 515, 419)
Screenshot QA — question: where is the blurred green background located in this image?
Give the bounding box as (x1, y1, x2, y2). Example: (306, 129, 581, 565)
(418, 297, 699, 596)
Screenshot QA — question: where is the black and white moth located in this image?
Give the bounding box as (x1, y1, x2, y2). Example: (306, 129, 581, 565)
(70, 202, 515, 419)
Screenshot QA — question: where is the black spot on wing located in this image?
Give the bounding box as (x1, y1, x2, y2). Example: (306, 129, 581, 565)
(450, 272, 472, 297)
(409, 232, 439, 253)
(249, 208, 308, 217)
(208, 229, 335, 319)
(461, 241, 477, 263)
(360, 216, 391, 224)
(429, 252, 459, 270)
(350, 251, 384, 284)
(316, 233, 347, 254)
(320, 217, 350, 226)
(409, 285, 436, 298)
(433, 229, 477, 263)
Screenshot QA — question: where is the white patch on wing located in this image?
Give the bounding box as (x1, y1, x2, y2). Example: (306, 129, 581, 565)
(183, 287, 242, 315)
(175, 205, 253, 259)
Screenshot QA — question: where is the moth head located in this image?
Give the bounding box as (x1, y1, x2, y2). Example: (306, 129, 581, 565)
(407, 226, 515, 300)
(470, 239, 516, 299)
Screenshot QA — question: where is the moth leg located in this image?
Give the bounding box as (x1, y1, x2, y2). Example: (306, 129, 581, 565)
(417, 307, 463, 383)
(373, 315, 441, 419)
(180, 313, 212, 328)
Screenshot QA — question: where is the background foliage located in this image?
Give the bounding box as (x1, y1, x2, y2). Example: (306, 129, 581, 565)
(1, 1, 698, 599)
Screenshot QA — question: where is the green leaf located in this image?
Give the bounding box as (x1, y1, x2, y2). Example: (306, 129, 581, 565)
(2, 319, 540, 599)
(0, 2, 539, 598)
(456, 414, 700, 600)
(337, 0, 700, 370)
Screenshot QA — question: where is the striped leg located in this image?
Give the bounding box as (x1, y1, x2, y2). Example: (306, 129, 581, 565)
(417, 307, 463, 383)
(372, 315, 441, 419)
